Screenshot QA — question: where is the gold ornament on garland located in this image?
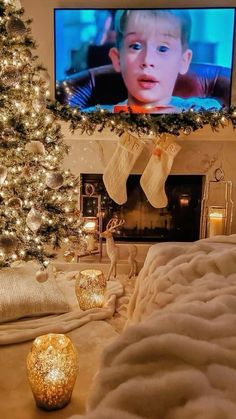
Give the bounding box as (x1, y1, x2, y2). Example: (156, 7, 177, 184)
(183, 126, 193, 136)
(46, 172, 64, 190)
(0, 165, 7, 185)
(26, 207, 42, 233)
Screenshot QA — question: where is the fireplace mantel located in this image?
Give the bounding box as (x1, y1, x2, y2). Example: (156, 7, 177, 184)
(61, 123, 236, 233)
(61, 121, 236, 142)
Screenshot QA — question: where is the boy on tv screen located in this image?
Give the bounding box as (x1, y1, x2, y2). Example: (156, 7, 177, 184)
(108, 9, 221, 113)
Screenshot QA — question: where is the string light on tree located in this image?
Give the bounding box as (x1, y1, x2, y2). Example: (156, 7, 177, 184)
(0, 0, 85, 272)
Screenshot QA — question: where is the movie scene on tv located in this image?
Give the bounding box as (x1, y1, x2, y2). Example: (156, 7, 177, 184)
(55, 8, 235, 114)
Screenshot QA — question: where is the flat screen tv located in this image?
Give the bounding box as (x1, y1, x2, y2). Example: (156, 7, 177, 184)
(54, 8, 235, 113)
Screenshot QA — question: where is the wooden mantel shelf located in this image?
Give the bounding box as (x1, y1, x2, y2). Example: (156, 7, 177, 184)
(60, 121, 236, 142)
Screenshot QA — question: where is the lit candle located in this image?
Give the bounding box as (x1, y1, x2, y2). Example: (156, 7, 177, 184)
(84, 219, 97, 233)
(27, 334, 78, 411)
(209, 212, 224, 237)
(75, 269, 106, 310)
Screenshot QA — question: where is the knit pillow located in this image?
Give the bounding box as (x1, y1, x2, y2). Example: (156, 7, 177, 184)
(0, 262, 69, 323)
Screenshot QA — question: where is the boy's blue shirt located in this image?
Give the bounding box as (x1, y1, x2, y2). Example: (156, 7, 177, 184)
(82, 96, 221, 112)
(170, 96, 221, 110)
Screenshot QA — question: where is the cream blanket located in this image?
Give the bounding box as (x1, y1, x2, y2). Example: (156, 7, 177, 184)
(74, 235, 236, 419)
(0, 272, 123, 345)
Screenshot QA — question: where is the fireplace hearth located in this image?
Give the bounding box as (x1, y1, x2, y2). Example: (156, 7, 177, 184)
(81, 174, 204, 242)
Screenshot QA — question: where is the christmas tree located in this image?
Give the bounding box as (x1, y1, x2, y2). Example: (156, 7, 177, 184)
(0, 0, 83, 276)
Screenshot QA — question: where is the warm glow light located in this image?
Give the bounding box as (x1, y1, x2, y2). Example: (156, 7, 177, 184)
(75, 269, 106, 310)
(27, 334, 78, 411)
(208, 208, 225, 237)
(179, 194, 190, 207)
(84, 220, 96, 233)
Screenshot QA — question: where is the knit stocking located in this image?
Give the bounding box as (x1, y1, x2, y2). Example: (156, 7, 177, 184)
(103, 132, 144, 205)
(140, 137, 181, 208)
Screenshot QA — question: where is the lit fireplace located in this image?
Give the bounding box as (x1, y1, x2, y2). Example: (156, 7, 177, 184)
(81, 174, 204, 242)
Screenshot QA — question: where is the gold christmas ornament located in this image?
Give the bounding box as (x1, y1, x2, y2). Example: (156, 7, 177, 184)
(2, 66, 20, 87)
(0, 127, 15, 141)
(25, 141, 46, 155)
(35, 270, 49, 283)
(63, 250, 75, 263)
(6, 16, 27, 37)
(8, 197, 22, 209)
(75, 269, 106, 310)
(33, 94, 46, 112)
(0, 165, 7, 185)
(46, 172, 64, 190)
(0, 235, 18, 254)
(41, 70, 51, 87)
(26, 208, 42, 232)
(27, 333, 78, 411)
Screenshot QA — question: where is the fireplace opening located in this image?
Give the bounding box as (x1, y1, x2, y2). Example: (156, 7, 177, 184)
(81, 174, 204, 242)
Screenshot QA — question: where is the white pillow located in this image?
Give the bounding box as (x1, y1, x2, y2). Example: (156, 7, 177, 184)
(0, 261, 69, 323)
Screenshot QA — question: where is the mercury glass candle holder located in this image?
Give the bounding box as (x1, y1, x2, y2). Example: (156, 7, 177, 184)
(75, 269, 106, 310)
(27, 333, 78, 411)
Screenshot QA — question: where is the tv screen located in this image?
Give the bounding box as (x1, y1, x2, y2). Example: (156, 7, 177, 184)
(55, 8, 235, 113)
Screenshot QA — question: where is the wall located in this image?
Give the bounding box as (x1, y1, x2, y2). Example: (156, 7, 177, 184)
(20, 0, 236, 233)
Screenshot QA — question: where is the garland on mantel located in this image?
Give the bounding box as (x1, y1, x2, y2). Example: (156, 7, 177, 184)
(48, 101, 236, 137)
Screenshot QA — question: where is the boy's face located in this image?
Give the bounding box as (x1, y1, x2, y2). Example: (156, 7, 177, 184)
(109, 12, 192, 108)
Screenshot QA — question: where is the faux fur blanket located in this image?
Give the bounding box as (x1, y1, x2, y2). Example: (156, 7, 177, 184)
(0, 272, 123, 345)
(72, 235, 236, 419)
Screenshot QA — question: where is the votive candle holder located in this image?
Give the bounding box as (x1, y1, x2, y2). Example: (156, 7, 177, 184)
(75, 269, 106, 310)
(27, 333, 78, 411)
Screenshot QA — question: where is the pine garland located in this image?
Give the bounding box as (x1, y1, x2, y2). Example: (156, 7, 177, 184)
(49, 102, 236, 137)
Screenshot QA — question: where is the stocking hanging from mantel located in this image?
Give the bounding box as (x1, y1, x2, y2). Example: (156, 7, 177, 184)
(103, 132, 144, 205)
(140, 137, 181, 208)
(103, 133, 181, 208)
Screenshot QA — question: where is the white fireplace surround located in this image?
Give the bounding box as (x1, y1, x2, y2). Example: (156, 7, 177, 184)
(62, 124, 236, 235)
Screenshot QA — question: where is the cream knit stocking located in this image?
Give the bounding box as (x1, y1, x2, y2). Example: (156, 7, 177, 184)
(103, 132, 144, 205)
(140, 137, 181, 208)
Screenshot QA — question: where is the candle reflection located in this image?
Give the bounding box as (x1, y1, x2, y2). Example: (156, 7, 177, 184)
(179, 194, 190, 207)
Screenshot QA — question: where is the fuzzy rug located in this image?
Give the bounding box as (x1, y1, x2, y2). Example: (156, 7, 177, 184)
(70, 235, 236, 419)
(0, 271, 134, 418)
